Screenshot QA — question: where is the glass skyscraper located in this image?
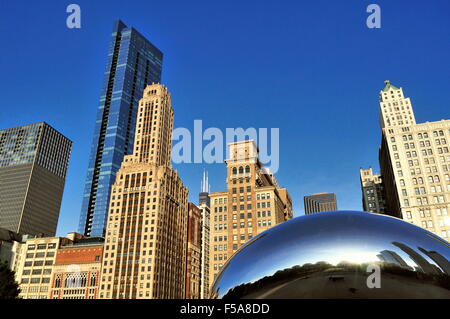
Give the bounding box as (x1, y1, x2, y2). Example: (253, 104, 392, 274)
(78, 20, 163, 236)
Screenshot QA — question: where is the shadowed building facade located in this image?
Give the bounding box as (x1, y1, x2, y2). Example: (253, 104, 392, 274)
(360, 167, 386, 214)
(186, 203, 201, 299)
(209, 140, 293, 286)
(79, 20, 163, 237)
(0, 122, 72, 236)
(378, 81, 450, 238)
(304, 193, 337, 215)
(99, 84, 188, 299)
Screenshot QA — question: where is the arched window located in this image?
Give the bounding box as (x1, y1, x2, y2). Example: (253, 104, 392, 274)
(55, 276, 61, 288)
(238, 166, 244, 174)
(90, 275, 96, 287)
(232, 167, 237, 175)
(245, 165, 250, 173)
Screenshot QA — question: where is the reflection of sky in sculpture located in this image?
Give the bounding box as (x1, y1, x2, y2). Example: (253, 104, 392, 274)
(212, 211, 450, 298)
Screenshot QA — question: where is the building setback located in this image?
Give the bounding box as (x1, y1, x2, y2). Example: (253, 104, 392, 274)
(209, 140, 293, 286)
(359, 167, 387, 214)
(303, 193, 337, 215)
(0, 122, 72, 236)
(79, 20, 163, 237)
(378, 81, 450, 239)
(99, 84, 188, 299)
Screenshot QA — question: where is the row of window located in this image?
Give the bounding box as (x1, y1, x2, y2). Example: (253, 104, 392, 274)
(391, 130, 447, 143)
(403, 195, 447, 206)
(27, 243, 56, 250)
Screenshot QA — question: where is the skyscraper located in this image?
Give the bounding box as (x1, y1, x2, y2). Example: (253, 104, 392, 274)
(99, 84, 188, 299)
(198, 170, 210, 299)
(359, 167, 386, 214)
(79, 20, 163, 237)
(378, 81, 450, 239)
(208, 140, 292, 286)
(303, 193, 337, 215)
(0, 122, 72, 236)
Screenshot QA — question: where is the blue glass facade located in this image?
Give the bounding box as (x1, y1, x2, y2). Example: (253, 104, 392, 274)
(79, 20, 163, 236)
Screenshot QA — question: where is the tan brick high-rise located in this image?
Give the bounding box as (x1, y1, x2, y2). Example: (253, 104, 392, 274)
(208, 140, 292, 287)
(378, 81, 450, 239)
(99, 84, 188, 299)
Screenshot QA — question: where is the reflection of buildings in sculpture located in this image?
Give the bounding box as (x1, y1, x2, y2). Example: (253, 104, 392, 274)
(49, 235, 104, 299)
(209, 140, 293, 286)
(392, 241, 439, 274)
(418, 247, 450, 275)
(186, 203, 202, 299)
(199, 171, 211, 299)
(376, 249, 411, 270)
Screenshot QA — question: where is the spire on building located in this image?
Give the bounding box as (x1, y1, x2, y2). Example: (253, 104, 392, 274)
(199, 169, 211, 207)
(382, 80, 399, 92)
(201, 169, 210, 193)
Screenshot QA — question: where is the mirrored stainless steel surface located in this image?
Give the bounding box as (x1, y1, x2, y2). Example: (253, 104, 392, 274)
(210, 211, 450, 299)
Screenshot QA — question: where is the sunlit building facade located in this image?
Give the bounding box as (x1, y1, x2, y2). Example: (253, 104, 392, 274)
(99, 84, 188, 299)
(378, 81, 450, 238)
(208, 140, 292, 286)
(14, 236, 70, 299)
(49, 236, 104, 299)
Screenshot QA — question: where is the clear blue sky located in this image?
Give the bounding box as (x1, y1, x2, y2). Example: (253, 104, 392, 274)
(0, 1, 448, 236)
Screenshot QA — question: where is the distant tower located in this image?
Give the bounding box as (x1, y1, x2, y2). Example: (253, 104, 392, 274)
(199, 169, 211, 206)
(304, 193, 338, 215)
(198, 170, 210, 298)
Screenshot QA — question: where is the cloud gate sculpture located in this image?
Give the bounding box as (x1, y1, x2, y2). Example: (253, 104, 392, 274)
(210, 211, 450, 299)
